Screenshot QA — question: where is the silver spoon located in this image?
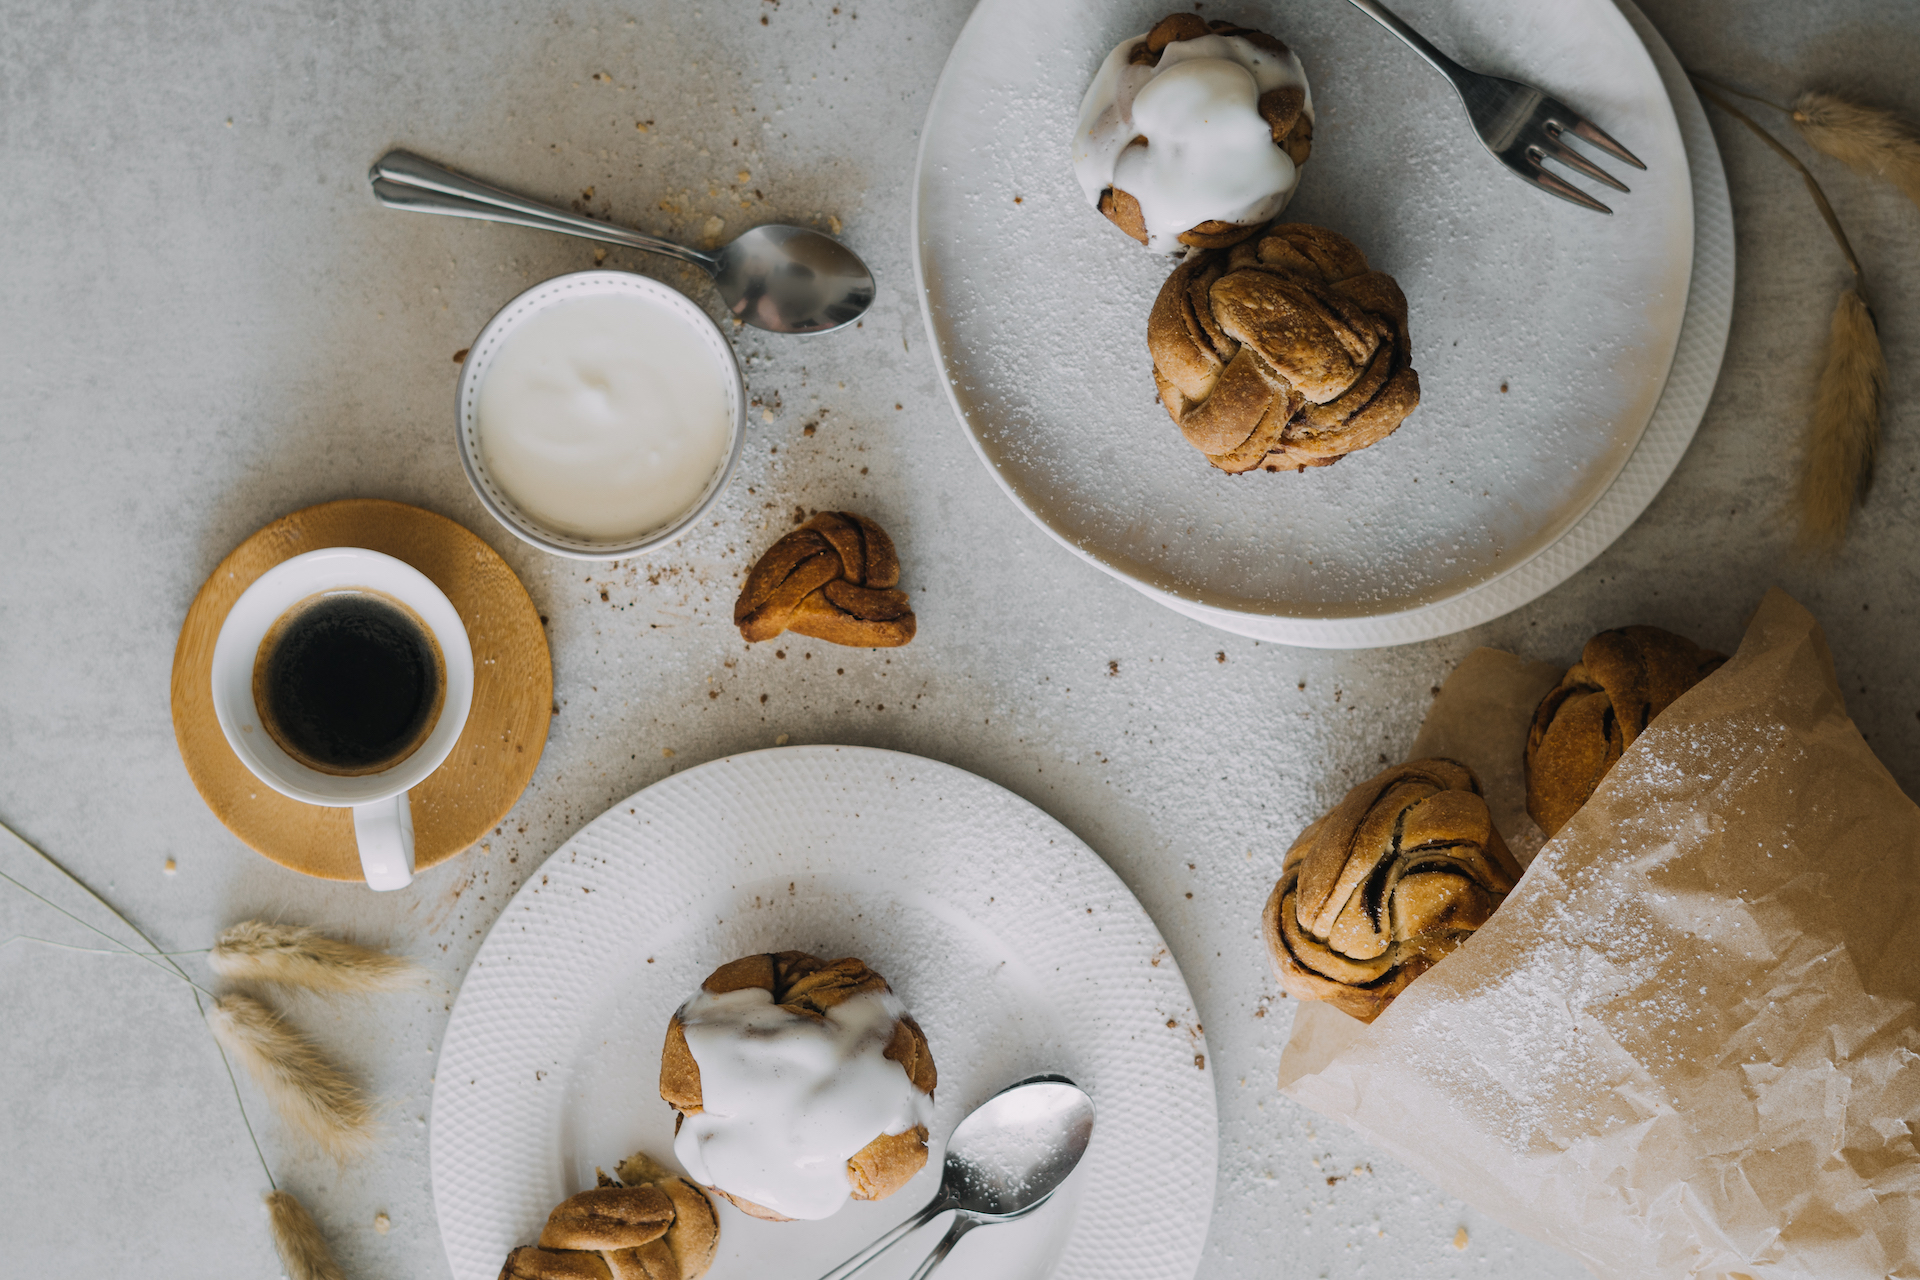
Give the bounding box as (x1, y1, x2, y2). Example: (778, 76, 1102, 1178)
(368, 150, 876, 335)
(817, 1074, 1096, 1280)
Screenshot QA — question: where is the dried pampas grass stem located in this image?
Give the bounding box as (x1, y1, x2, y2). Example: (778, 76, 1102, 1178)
(1792, 91, 1920, 211)
(211, 921, 417, 994)
(1800, 287, 1888, 548)
(267, 1190, 349, 1280)
(208, 994, 376, 1162)
(1690, 76, 1888, 548)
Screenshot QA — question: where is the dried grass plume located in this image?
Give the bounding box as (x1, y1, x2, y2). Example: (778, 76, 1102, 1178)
(1793, 91, 1920, 210)
(208, 994, 376, 1162)
(1798, 287, 1888, 550)
(266, 1190, 349, 1280)
(210, 920, 418, 994)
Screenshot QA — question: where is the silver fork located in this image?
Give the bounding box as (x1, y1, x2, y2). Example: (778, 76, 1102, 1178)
(1344, 0, 1645, 213)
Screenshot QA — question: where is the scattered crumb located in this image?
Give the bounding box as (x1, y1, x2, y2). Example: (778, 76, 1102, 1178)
(1194, 1054, 1205, 1070)
(1216, 652, 1226, 663)
(452, 348, 469, 364)
(661, 748, 675, 758)
(162, 858, 177, 876)
(374, 1213, 391, 1234)
(827, 214, 843, 235)
(1499, 382, 1509, 393)
(737, 169, 751, 182)
(776, 734, 790, 745)
(1013, 195, 1024, 204)
(1453, 1226, 1469, 1250)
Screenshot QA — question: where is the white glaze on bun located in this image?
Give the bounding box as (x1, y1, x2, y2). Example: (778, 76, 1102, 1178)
(670, 986, 934, 1221)
(1072, 31, 1313, 253)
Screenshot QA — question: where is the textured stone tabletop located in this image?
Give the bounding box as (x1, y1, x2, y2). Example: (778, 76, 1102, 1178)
(2, 0, 1916, 1276)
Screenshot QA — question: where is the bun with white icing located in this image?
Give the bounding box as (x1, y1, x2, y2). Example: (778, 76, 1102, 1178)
(659, 952, 937, 1222)
(1073, 13, 1314, 253)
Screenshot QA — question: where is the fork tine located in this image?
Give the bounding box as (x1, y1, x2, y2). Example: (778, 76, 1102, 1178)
(1567, 116, 1646, 170)
(1521, 162, 1614, 214)
(1538, 135, 1630, 192)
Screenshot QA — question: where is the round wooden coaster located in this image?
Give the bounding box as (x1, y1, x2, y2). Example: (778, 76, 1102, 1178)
(171, 500, 551, 882)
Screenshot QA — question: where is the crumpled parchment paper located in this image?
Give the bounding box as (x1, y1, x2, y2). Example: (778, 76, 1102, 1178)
(1277, 589, 1920, 1279)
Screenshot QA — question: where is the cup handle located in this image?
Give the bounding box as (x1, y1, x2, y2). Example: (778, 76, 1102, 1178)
(352, 792, 417, 891)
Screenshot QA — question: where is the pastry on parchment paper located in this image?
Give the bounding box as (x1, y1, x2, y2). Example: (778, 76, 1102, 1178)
(1525, 625, 1727, 837)
(1263, 758, 1521, 1024)
(1148, 223, 1421, 474)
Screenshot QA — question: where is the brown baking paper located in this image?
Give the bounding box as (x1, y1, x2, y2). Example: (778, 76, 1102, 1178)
(1278, 589, 1920, 1279)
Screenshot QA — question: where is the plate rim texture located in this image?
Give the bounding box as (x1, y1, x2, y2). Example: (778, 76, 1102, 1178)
(429, 745, 1218, 1280)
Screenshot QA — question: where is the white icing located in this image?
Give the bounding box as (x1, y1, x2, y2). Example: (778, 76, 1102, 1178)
(476, 293, 732, 542)
(671, 986, 934, 1221)
(1071, 31, 1313, 253)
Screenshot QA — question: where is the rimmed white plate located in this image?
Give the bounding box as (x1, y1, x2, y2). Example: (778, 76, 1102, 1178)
(913, 0, 1732, 648)
(430, 746, 1216, 1280)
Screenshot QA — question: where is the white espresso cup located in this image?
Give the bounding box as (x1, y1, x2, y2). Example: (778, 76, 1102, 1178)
(210, 548, 474, 890)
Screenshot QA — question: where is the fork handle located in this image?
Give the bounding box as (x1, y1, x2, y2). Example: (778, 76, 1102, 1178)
(1342, 0, 1470, 88)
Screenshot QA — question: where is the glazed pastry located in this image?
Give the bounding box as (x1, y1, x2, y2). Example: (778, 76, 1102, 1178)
(1149, 222, 1421, 473)
(497, 1154, 719, 1280)
(660, 952, 937, 1221)
(1263, 758, 1521, 1023)
(1074, 13, 1313, 252)
(1526, 626, 1726, 836)
(734, 512, 915, 647)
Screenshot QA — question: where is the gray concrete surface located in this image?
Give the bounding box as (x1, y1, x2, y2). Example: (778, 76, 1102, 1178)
(2, 0, 1916, 1276)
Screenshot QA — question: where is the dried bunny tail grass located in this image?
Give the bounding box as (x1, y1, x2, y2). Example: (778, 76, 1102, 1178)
(1798, 287, 1888, 550)
(210, 921, 418, 994)
(1792, 91, 1920, 209)
(266, 1190, 349, 1280)
(208, 994, 376, 1162)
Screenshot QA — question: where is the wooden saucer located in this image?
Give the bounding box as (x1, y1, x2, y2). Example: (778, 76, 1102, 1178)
(170, 500, 551, 882)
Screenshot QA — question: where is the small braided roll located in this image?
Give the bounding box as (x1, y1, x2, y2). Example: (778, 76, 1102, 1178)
(1148, 222, 1420, 473)
(1263, 758, 1520, 1023)
(734, 512, 915, 647)
(1526, 626, 1726, 837)
(498, 1158, 719, 1280)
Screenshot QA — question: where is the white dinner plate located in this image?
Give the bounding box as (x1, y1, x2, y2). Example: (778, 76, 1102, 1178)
(913, 0, 1732, 648)
(431, 746, 1216, 1280)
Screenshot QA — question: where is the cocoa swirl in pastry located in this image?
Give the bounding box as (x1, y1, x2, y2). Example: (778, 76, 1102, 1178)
(498, 1154, 720, 1280)
(1263, 758, 1520, 1023)
(734, 512, 915, 648)
(660, 952, 937, 1221)
(1148, 223, 1421, 473)
(1526, 626, 1726, 837)
(1074, 13, 1314, 252)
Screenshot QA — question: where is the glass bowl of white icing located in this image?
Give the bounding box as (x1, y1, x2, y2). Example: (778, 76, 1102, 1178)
(455, 271, 746, 560)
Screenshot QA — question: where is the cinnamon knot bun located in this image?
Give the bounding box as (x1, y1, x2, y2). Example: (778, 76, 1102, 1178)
(1148, 223, 1421, 473)
(1526, 626, 1726, 836)
(734, 512, 915, 648)
(1263, 758, 1519, 1023)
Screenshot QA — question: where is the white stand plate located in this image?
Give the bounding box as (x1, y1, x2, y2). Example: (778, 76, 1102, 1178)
(913, 0, 1732, 648)
(430, 746, 1217, 1280)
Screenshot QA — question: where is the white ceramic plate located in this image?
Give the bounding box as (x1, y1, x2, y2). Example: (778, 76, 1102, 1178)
(914, 0, 1732, 648)
(430, 746, 1216, 1280)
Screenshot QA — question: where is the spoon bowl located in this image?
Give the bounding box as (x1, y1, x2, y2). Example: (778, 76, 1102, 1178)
(943, 1075, 1096, 1218)
(711, 223, 876, 335)
(817, 1074, 1096, 1280)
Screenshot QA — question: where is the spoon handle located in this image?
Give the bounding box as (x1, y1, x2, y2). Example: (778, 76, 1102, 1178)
(368, 150, 719, 272)
(903, 1214, 979, 1280)
(812, 1197, 953, 1280)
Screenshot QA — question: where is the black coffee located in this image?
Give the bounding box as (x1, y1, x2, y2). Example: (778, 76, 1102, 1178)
(254, 591, 445, 776)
